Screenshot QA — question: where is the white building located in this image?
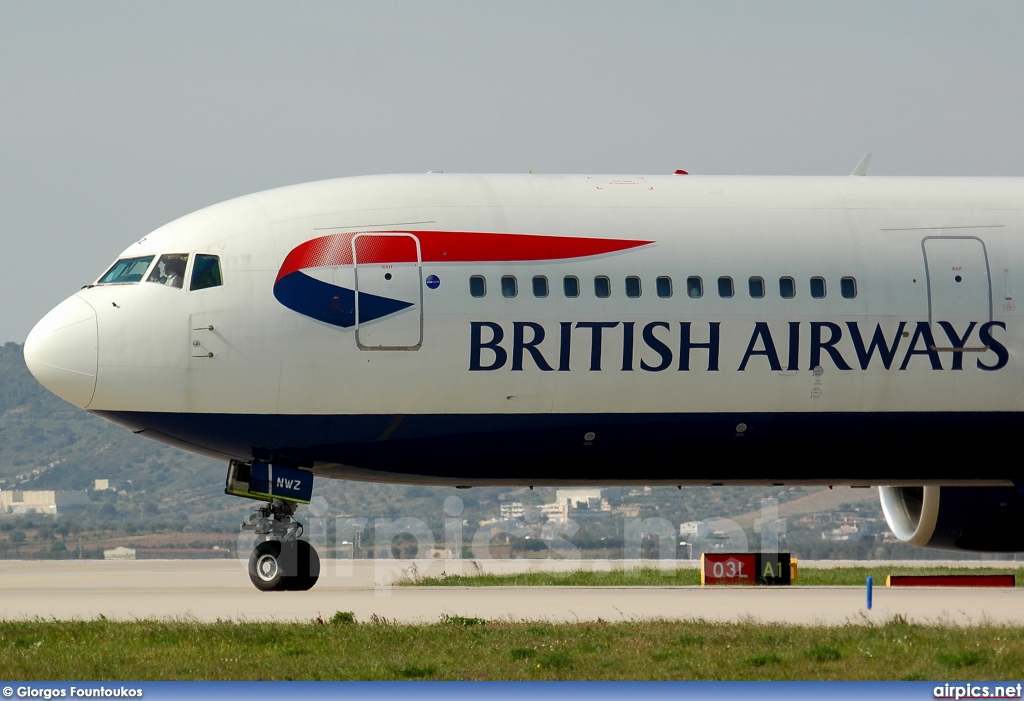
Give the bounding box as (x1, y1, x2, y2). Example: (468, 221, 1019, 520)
(0, 490, 89, 515)
(822, 524, 862, 542)
(679, 521, 711, 541)
(94, 479, 132, 492)
(499, 502, 526, 519)
(555, 488, 603, 508)
(540, 501, 569, 524)
(103, 546, 136, 560)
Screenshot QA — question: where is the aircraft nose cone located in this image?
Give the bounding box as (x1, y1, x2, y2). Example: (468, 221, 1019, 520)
(24, 295, 98, 408)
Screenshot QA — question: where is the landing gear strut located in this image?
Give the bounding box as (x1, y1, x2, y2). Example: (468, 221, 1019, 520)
(227, 460, 321, 592)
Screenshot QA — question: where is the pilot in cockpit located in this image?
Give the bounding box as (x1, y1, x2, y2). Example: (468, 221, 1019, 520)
(145, 254, 188, 289)
(163, 257, 185, 288)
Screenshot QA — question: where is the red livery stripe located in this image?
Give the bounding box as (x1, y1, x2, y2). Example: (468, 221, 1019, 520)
(276, 231, 652, 283)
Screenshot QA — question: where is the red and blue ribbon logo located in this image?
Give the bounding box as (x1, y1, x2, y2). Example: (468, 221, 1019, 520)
(273, 231, 651, 327)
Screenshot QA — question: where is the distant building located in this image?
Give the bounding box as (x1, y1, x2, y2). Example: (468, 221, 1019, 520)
(500, 502, 526, 519)
(529, 489, 610, 524)
(103, 546, 136, 560)
(821, 524, 862, 542)
(540, 501, 569, 524)
(555, 488, 603, 508)
(94, 479, 131, 492)
(134, 548, 232, 560)
(499, 502, 541, 521)
(679, 521, 711, 541)
(0, 490, 89, 515)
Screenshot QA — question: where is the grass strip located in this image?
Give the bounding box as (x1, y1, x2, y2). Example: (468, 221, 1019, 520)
(3, 616, 1024, 680)
(411, 567, 1022, 588)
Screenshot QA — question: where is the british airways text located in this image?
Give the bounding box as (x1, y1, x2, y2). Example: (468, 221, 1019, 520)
(468, 320, 1009, 372)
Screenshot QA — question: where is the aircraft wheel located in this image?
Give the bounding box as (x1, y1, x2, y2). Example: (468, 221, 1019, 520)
(248, 540, 286, 591)
(289, 540, 321, 591)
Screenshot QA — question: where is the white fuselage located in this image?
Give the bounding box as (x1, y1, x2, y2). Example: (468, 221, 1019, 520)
(24, 173, 1024, 486)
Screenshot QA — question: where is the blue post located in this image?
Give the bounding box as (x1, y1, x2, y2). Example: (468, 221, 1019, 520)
(866, 576, 873, 610)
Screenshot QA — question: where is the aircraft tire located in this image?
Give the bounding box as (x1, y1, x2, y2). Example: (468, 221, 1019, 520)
(248, 540, 286, 591)
(288, 540, 321, 592)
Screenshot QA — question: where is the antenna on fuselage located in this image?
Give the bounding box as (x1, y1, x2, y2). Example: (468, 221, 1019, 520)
(850, 152, 873, 176)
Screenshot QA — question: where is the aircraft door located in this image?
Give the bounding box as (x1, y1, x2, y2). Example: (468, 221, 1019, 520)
(922, 236, 992, 330)
(352, 233, 423, 350)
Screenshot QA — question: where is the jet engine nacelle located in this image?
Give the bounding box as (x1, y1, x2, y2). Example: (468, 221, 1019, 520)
(879, 486, 1024, 552)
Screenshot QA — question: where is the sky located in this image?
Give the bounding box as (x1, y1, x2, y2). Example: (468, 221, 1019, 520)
(2, 1, 1023, 343)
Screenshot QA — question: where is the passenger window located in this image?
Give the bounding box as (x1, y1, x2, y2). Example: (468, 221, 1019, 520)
(810, 277, 826, 299)
(687, 276, 703, 299)
(563, 276, 580, 298)
(146, 253, 189, 289)
(97, 255, 155, 285)
(656, 276, 672, 298)
(469, 275, 486, 298)
(625, 276, 641, 298)
(594, 276, 611, 298)
(189, 254, 222, 291)
(501, 275, 518, 298)
(717, 276, 734, 298)
(779, 276, 796, 299)
(532, 276, 549, 298)
(748, 276, 765, 299)
(841, 276, 857, 299)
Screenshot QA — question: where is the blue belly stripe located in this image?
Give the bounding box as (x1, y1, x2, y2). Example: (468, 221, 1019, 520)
(92, 410, 1022, 485)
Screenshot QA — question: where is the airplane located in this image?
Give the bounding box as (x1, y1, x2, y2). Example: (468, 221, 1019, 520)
(22, 168, 1024, 591)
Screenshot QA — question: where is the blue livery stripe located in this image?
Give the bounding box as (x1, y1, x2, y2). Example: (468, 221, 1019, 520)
(273, 271, 412, 327)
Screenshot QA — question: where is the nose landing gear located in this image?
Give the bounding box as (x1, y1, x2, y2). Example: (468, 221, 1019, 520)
(242, 499, 321, 591)
(227, 460, 321, 592)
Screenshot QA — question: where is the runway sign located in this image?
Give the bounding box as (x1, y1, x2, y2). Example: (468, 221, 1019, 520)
(701, 553, 792, 586)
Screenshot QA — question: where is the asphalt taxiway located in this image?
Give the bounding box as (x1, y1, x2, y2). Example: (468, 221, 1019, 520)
(3, 559, 1023, 625)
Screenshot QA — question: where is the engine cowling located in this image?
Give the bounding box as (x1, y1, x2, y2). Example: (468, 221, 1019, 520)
(879, 486, 1024, 552)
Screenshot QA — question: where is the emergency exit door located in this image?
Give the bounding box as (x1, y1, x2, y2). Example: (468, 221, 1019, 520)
(352, 233, 423, 350)
(922, 236, 992, 327)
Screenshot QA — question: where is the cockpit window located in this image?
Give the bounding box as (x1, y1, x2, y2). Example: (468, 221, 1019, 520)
(146, 253, 189, 289)
(190, 254, 223, 291)
(97, 256, 155, 284)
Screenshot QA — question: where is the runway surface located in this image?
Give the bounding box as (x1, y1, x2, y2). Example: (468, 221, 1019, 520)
(3, 559, 1023, 625)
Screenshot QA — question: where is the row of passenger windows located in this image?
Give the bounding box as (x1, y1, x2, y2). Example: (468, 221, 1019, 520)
(469, 275, 858, 300)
